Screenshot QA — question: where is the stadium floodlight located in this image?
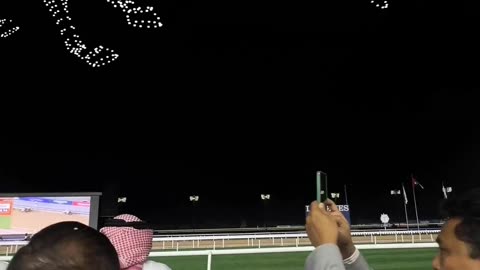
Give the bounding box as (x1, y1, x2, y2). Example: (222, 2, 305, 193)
(390, 190, 401, 195)
(117, 197, 127, 203)
(261, 194, 271, 200)
(189, 195, 199, 202)
(331, 193, 340, 198)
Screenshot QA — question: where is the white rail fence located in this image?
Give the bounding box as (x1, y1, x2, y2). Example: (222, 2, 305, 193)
(151, 229, 440, 241)
(0, 243, 439, 270)
(147, 230, 439, 250)
(1, 230, 440, 256)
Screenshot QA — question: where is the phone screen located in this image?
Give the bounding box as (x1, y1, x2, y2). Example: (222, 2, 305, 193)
(316, 171, 328, 202)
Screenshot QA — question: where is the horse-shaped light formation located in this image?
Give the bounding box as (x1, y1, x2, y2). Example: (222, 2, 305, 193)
(1, 0, 162, 68)
(0, 18, 20, 38)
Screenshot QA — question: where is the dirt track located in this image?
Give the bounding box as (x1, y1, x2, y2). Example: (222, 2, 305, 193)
(9, 209, 89, 234)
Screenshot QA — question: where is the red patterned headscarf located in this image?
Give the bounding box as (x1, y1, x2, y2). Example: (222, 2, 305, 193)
(100, 214, 153, 270)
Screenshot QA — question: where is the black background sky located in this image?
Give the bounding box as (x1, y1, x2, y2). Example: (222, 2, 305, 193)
(1, 0, 479, 228)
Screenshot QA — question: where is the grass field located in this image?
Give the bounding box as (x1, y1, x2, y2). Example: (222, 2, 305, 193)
(0, 217, 12, 229)
(152, 248, 437, 270)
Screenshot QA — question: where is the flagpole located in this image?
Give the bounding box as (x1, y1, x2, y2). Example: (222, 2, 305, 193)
(344, 184, 349, 205)
(442, 181, 448, 199)
(402, 183, 409, 230)
(404, 201, 409, 230)
(412, 176, 420, 231)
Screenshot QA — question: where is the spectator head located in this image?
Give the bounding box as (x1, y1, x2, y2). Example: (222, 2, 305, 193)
(432, 188, 480, 270)
(7, 221, 119, 270)
(100, 214, 154, 270)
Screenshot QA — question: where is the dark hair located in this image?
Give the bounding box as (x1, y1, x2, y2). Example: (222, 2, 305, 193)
(7, 221, 119, 270)
(441, 188, 480, 259)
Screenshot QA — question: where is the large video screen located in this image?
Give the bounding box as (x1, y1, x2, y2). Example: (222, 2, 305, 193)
(0, 193, 100, 240)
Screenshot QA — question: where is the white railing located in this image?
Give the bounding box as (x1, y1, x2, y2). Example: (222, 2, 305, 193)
(0, 243, 439, 270)
(150, 230, 440, 242)
(0, 230, 440, 254)
(0, 242, 27, 246)
(0, 230, 440, 246)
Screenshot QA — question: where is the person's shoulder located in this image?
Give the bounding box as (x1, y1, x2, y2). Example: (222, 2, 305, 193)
(143, 260, 172, 270)
(0, 261, 8, 270)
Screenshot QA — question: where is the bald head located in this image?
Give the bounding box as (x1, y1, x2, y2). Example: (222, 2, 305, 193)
(7, 222, 119, 270)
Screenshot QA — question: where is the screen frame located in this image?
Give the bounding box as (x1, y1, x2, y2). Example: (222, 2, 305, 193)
(0, 192, 102, 229)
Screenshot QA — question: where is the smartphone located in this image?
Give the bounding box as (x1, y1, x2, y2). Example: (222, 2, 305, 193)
(316, 171, 328, 202)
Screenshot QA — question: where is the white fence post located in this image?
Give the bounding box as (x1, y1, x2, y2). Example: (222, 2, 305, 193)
(222, 239, 225, 248)
(395, 234, 398, 242)
(430, 234, 434, 241)
(401, 235, 404, 243)
(281, 238, 284, 246)
(374, 236, 377, 245)
(176, 243, 179, 251)
(207, 251, 212, 270)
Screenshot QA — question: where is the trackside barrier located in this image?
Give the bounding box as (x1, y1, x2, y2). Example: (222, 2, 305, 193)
(0, 243, 439, 270)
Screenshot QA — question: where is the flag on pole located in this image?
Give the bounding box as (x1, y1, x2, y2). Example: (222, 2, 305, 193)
(402, 183, 408, 204)
(411, 175, 424, 189)
(442, 183, 452, 199)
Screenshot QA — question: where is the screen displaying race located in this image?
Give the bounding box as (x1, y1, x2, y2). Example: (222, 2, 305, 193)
(0, 196, 90, 238)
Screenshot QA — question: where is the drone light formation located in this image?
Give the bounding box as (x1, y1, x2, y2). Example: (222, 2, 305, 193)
(370, 0, 389, 9)
(43, 0, 119, 68)
(0, 19, 20, 39)
(106, 0, 163, 29)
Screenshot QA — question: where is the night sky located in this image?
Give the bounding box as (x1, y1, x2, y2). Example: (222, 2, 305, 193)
(1, 0, 479, 228)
